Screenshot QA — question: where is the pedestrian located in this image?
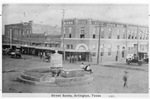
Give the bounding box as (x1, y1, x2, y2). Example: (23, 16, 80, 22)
(123, 71, 128, 88)
(70, 55, 72, 63)
(40, 52, 43, 59)
(84, 64, 93, 74)
(79, 55, 82, 62)
(80, 63, 85, 69)
(71, 55, 74, 63)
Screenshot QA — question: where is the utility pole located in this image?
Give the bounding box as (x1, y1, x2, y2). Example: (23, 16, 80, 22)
(62, 9, 66, 61)
(97, 25, 101, 64)
(10, 28, 12, 49)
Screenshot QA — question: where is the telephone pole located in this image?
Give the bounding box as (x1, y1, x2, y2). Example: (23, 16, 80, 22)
(62, 9, 66, 61)
(97, 25, 101, 64)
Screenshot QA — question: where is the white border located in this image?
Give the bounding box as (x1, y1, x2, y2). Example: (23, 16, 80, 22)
(0, 0, 150, 99)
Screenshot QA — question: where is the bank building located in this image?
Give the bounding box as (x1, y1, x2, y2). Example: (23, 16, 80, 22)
(62, 18, 149, 63)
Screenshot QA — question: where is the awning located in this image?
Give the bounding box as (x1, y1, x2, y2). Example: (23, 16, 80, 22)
(138, 51, 148, 54)
(65, 49, 90, 52)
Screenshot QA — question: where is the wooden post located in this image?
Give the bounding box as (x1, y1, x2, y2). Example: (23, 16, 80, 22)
(97, 26, 101, 64)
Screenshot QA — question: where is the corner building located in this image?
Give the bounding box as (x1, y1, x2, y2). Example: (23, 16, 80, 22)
(62, 18, 149, 63)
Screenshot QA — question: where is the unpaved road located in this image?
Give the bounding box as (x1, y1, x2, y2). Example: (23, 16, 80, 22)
(2, 55, 149, 93)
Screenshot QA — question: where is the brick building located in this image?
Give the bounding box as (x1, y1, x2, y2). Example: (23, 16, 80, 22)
(62, 18, 149, 63)
(3, 21, 61, 47)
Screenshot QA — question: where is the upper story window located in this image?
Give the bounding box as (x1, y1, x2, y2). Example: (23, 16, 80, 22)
(134, 31, 137, 39)
(81, 30, 85, 34)
(123, 30, 125, 39)
(69, 34, 71, 38)
(131, 31, 134, 39)
(64, 21, 74, 25)
(69, 27, 72, 33)
(101, 28, 104, 38)
(140, 32, 142, 39)
(117, 29, 120, 39)
(128, 30, 131, 39)
(63, 27, 66, 34)
(80, 34, 85, 38)
(108, 28, 112, 39)
(108, 44, 111, 55)
(100, 45, 104, 56)
(93, 34, 96, 39)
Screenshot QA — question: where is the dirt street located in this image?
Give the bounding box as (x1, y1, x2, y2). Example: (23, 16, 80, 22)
(2, 55, 149, 93)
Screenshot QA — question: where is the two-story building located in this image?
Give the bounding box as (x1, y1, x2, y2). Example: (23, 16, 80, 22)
(62, 18, 149, 63)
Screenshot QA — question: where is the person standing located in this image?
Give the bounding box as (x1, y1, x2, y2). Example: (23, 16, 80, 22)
(80, 63, 85, 69)
(40, 52, 43, 59)
(79, 55, 81, 62)
(123, 71, 128, 88)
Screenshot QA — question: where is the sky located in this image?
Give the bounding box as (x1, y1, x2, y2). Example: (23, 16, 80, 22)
(2, 4, 149, 32)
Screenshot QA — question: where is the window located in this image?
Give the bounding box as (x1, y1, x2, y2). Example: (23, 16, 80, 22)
(117, 45, 119, 55)
(63, 27, 66, 34)
(117, 29, 120, 39)
(131, 31, 134, 39)
(108, 28, 112, 39)
(108, 45, 111, 55)
(101, 28, 104, 38)
(69, 34, 71, 38)
(67, 44, 73, 49)
(143, 33, 145, 40)
(92, 44, 96, 50)
(93, 28, 96, 34)
(123, 30, 125, 39)
(134, 31, 137, 39)
(71, 45, 73, 49)
(100, 45, 104, 56)
(80, 34, 85, 38)
(67, 45, 70, 49)
(81, 30, 85, 34)
(128, 30, 130, 39)
(93, 34, 95, 39)
(140, 32, 142, 39)
(69, 27, 72, 33)
(122, 46, 125, 58)
(64, 34, 65, 38)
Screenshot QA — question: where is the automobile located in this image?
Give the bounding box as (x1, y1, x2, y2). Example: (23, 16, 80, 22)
(143, 54, 149, 64)
(126, 54, 142, 66)
(10, 48, 22, 58)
